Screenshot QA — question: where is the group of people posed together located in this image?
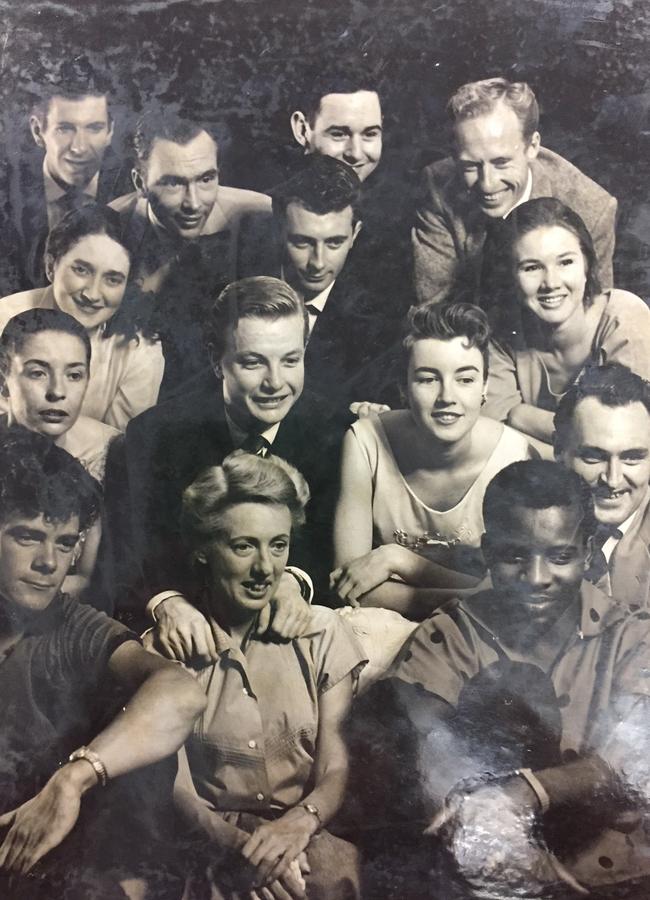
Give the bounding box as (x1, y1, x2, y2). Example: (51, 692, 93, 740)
(1, 55, 650, 900)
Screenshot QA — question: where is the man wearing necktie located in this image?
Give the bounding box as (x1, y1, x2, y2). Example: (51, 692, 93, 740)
(109, 109, 272, 393)
(2, 57, 128, 294)
(104, 276, 349, 645)
(412, 77, 616, 306)
(554, 363, 650, 609)
(240, 155, 406, 408)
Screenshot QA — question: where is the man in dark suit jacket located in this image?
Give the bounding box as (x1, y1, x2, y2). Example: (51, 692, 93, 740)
(109, 108, 271, 396)
(239, 155, 406, 408)
(1, 58, 129, 294)
(413, 77, 617, 305)
(554, 363, 650, 610)
(103, 276, 349, 630)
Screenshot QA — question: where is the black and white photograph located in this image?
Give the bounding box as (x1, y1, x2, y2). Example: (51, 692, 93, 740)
(0, 0, 649, 896)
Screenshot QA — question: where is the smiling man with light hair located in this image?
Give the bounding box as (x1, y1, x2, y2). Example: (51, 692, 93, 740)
(412, 77, 617, 305)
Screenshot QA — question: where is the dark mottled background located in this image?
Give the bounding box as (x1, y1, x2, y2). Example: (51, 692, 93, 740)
(0, 0, 648, 297)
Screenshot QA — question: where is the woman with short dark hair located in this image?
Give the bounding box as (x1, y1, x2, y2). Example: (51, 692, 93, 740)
(0, 204, 164, 430)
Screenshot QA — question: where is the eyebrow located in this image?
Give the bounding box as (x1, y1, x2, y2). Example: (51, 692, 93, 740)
(155, 168, 218, 186)
(288, 232, 349, 241)
(324, 124, 382, 133)
(24, 357, 87, 368)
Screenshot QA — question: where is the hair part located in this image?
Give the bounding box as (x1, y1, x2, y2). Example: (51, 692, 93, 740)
(0, 427, 101, 533)
(206, 276, 308, 362)
(482, 459, 597, 542)
(554, 364, 650, 454)
(181, 450, 310, 552)
(0, 309, 92, 388)
(402, 301, 491, 380)
(272, 155, 362, 226)
(448, 77, 539, 143)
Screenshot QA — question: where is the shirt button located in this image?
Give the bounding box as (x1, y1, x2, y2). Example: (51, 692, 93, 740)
(248, 740, 257, 749)
(256, 792, 264, 801)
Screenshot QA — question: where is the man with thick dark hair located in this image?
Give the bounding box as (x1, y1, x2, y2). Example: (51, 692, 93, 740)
(241, 155, 404, 405)
(109, 109, 272, 392)
(0, 428, 205, 897)
(413, 77, 617, 305)
(554, 363, 650, 610)
(2, 56, 129, 293)
(351, 459, 650, 896)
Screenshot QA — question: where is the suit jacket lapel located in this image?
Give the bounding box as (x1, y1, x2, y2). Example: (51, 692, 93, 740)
(610, 497, 650, 607)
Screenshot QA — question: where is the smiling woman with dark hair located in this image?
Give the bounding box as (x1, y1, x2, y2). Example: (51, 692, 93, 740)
(483, 197, 650, 455)
(0, 204, 164, 431)
(331, 302, 532, 619)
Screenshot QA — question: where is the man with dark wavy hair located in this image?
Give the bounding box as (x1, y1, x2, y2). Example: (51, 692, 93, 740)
(412, 77, 616, 305)
(0, 428, 205, 897)
(3, 57, 129, 293)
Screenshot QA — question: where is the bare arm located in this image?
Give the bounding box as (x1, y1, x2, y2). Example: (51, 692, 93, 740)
(506, 405, 555, 447)
(0, 642, 205, 874)
(333, 428, 374, 567)
(241, 677, 354, 882)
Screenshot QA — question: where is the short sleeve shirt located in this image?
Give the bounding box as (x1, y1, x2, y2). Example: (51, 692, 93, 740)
(185, 606, 366, 814)
(391, 581, 650, 756)
(0, 594, 137, 813)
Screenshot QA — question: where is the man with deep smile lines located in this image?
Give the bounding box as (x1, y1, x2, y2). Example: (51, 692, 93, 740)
(554, 363, 650, 609)
(2, 57, 129, 293)
(105, 277, 348, 634)
(412, 77, 617, 305)
(290, 85, 383, 184)
(110, 109, 272, 392)
(353, 460, 650, 896)
(111, 109, 271, 295)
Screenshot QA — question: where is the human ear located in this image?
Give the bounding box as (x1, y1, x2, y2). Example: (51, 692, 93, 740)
(30, 115, 46, 149)
(351, 220, 363, 244)
(526, 131, 541, 161)
(44, 254, 55, 283)
(290, 111, 310, 150)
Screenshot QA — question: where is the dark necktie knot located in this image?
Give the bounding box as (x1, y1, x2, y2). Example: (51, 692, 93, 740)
(240, 433, 272, 457)
(585, 524, 623, 586)
(305, 303, 321, 317)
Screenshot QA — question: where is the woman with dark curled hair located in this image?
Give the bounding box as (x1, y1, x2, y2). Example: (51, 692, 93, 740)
(0, 204, 164, 431)
(330, 302, 533, 684)
(483, 197, 650, 455)
(157, 451, 365, 900)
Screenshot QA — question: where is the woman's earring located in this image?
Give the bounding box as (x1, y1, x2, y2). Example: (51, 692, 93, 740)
(195, 552, 207, 565)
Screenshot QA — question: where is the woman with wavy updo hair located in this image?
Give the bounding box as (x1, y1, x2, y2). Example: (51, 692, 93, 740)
(163, 451, 365, 899)
(0, 204, 164, 430)
(483, 197, 650, 454)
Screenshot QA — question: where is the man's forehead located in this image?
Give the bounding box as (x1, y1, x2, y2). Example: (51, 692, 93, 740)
(148, 131, 217, 173)
(46, 93, 109, 122)
(315, 90, 382, 125)
(454, 102, 525, 147)
(569, 398, 650, 448)
(491, 503, 585, 542)
(1, 512, 80, 535)
(227, 314, 305, 350)
(285, 202, 354, 235)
